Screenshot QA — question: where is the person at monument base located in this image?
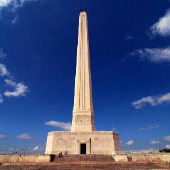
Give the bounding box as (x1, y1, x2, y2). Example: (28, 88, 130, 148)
(59, 152, 62, 157)
(45, 10, 121, 155)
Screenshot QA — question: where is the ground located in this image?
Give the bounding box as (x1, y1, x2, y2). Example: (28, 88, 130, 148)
(0, 162, 170, 170)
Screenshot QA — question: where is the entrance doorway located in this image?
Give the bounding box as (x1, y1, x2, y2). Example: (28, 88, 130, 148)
(80, 144, 86, 154)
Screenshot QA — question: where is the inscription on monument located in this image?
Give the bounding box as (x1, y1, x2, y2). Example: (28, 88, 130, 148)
(75, 115, 91, 124)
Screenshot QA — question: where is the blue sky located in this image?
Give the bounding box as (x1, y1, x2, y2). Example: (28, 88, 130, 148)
(0, 0, 170, 154)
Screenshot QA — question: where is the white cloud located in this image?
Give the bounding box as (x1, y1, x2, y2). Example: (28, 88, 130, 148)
(4, 79, 28, 97)
(16, 133, 33, 139)
(0, 64, 28, 100)
(137, 124, 159, 131)
(158, 93, 170, 104)
(5, 79, 16, 86)
(112, 127, 116, 131)
(131, 47, 170, 63)
(163, 136, 170, 142)
(29, 146, 44, 154)
(8, 148, 14, 151)
(126, 140, 134, 146)
(0, 94, 3, 103)
(165, 144, 170, 149)
(7, 148, 19, 151)
(0, 147, 44, 154)
(150, 141, 160, 145)
(0, 0, 37, 22)
(26, 146, 45, 154)
(0, 134, 4, 138)
(0, 63, 10, 77)
(150, 9, 170, 37)
(0, 48, 6, 59)
(0, 134, 10, 138)
(45, 121, 71, 131)
(132, 96, 156, 109)
(0, 148, 19, 154)
(0, 0, 12, 7)
(33, 146, 39, 150)
(132, 92, 170, 109)
(0, 0, 36, 8)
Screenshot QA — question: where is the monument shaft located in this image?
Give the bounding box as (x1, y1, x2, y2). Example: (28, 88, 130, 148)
(71, 11, 95, 132)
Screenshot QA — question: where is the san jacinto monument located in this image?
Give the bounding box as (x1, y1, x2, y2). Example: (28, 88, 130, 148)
(45, 10, 121, 155)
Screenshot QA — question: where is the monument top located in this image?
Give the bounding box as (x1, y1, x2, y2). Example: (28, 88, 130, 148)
(80, 9, 86, 12)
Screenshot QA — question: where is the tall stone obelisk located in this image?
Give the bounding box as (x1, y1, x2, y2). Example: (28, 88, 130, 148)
(45, 10, 121, 155)
(71, 10, 96, 132)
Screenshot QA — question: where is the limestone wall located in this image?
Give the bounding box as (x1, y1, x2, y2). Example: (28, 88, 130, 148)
(132, 154, 170, 162)
(112, 153, 170, 162)
(0, 154, 54, 162)
(113, 155, 128, 162)
(113, 132, 121, 153)
(45, 131, 121, 154)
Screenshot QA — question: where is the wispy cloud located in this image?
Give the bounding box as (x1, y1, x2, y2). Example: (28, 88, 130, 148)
(0, 63, 10, 77)
(28, 146, 44, 154)
(137, 124, 160, 131)
(12, 15, 18, 24)
(33, 146, 39, 151)
(131, 47, 170, 63)
(132, 92, 170, 109)
(149, 9, 170, 37)
(0, 0, 37, 22)
(0, 63, 28, 100)
(163, 136, 170, 142)
(16, 133, 33, 139)
(0, 134, 9, 138)
(0, 48, 6, 59)
(126, 140, 134, 146)
(132, 96, 156, 109)
(45, 121, 71, 131)
(0, 94, 3, 104)
(112, 127, 116, 131)
(0, 148, 20, 154)
(125, 33, 133, 40)
(165, 144, 170, 149)
(150, 141, 160, 145)
(0, 0, 13, 7)
(8, 148, 20, 151)
(0, 147, 44, 154)
(0, 134, 4, 138)
(4, 79, 28, 97)
(0, 0, 36, 9)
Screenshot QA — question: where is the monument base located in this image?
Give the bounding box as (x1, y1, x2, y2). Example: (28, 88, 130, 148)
(45, 131, 121, 155)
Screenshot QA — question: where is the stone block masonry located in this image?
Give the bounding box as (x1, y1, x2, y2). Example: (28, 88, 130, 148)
(0, 154, 55, 162)
(45, 131, 120, 154)
(131, 153, 170, 162)
(112, 153, 170, 162)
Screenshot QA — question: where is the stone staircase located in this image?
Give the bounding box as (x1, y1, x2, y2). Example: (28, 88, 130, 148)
(53, 154, 115, 162)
